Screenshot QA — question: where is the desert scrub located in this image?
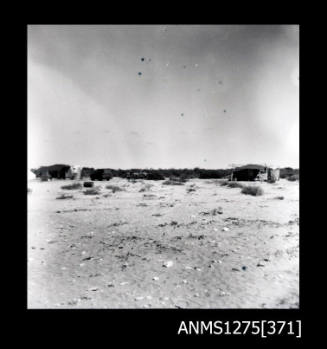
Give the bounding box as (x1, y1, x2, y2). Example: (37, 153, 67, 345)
(226, 182, 244, 189)
(163, 178, 185, 185)
(139, 183, 153, 192)
(83, 188, 101, 195)
(220, 180, 243, 188)
(56, 194, 74, 199)
(83, 181, 94, 188)
(61, 182, 82, 190)
(205, 179, 222, 185)
(241, 185, 264, 196)
(106, 185, 125, 193)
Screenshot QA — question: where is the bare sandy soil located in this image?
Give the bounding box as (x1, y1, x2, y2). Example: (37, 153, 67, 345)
(28, 178, 299, 309)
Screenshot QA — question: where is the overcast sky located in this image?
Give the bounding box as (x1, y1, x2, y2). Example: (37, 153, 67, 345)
(28, 25, 299, 170)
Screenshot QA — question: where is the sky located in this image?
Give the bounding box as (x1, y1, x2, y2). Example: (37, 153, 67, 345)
(28, 25, 299, 170)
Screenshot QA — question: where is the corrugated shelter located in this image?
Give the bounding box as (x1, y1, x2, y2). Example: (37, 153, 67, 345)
(231, 164, 267, 181)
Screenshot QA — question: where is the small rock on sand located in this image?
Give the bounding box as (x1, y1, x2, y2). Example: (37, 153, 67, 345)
(163, 260, 174, 268)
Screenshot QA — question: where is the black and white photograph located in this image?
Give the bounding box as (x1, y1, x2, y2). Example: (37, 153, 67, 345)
(27, 24, 299, 309)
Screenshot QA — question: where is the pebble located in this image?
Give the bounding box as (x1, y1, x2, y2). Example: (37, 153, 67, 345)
(153, 276, 159, 281)
(222, 227, 230, 232)
(163, 260, 174, 268)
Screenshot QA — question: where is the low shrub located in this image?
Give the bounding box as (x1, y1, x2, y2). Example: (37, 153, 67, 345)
(56, 194, 74, 199)
(227, 182, 244, 189)
(83, 181, 94, 188)
(61, 182, 82, 190)
(139, 183, 153, 192)
(220, 180, 243, 188)
(83, 188, 101, 195)
(241, 185, 264, 196)
(163, 179, 185, 186)
(106, 185, 125, 193)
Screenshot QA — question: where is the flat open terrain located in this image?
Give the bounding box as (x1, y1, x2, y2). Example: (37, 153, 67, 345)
(28, 178, 299, 308)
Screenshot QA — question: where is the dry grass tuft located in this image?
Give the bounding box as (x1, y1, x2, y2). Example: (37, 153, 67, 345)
(163, 179, 185, 186)
(83, 181, 94, 188)
(83, 188, 101, 195)
(220, 180, 244, 188)
(106, 185, 125, 193)
(56, 193, 74, 199)
(139, 184, 153, 192)
(241, 185, 264, 196)
(227, 182, 244, 189)
(61, 183, 82, 190)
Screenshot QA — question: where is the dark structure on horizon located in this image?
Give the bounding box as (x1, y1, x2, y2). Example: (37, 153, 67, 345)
(231, 165, 280, 182)
(30, 164, 292, 182)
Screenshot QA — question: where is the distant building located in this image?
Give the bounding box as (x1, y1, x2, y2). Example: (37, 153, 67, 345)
(231, 164, 279, 182)
(66, 165, 83, 180)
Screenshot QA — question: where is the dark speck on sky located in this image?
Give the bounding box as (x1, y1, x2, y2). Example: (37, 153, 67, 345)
(28, 25, 299, 169)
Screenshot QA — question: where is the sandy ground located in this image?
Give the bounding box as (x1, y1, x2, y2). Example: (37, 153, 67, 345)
(27, 178, 299, 309)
